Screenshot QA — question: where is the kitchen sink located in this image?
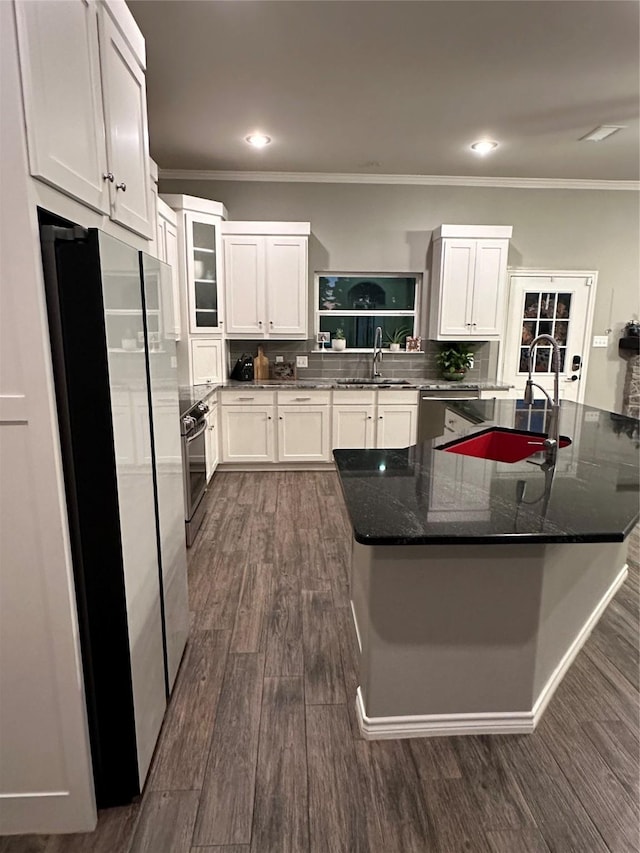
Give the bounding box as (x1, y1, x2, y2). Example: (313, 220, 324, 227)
(439, 426, 571, 463)
(336, 378, 411, 385)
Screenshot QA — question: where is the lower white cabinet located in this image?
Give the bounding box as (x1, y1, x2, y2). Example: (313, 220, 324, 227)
(376, 404, 418, 448)
(190, 339, 224, 385)
(220, 392, 276, 463)
(278, 407, 331, 462)
(332, 404, 375, 449)
(205, 403, 219, 480)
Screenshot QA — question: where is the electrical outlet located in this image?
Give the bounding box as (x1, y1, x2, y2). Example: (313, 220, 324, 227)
(468, 356, 474, 369)
(592, 335, 609, 348)
(584, 411, 600, 423)
(275, 355, 284, 363)
(296, 355, 308, 369)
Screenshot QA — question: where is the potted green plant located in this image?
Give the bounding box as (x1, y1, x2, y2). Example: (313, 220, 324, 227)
(332, 327, 346, 351)
(436, 342, 474, 381)
(386, 325, 412, 352)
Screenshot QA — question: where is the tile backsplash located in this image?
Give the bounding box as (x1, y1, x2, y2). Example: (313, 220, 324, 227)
(228, 340, 498, 381)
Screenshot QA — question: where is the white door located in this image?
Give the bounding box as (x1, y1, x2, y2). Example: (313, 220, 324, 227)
(376, 405, 418, 448)
(332, 405, 375, 449)
(277, 407, 331, 462)
(501, 272, 597, 403)
(98, 7, 151, 237)
(15, 0, 110, 214)
(438, 239, 475, 337)
(190, 339, 223, 385)
(220, 406, 275, 463)
(224, 236, 265, 336)
(266, 237, 307, 337)
(470, 240, 508, 337)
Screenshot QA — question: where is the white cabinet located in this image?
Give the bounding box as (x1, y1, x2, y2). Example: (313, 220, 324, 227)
(98, 5, 151, 237)
(155, 197, 181, 339)
(220, 391, 276, 463)
(222, 223, 310, 339)
(375, 391, 418, 449)
(332, 390, 376, 449)
(190, 339, 224, 385)
(15, 0, 152, 237)
(160, 195, 228, 339)
(205, 402, 219, 481)
(428, 225, 512, 340)
(276, 390, 331, 462)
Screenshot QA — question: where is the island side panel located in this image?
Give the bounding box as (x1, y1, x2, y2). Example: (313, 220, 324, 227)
(352, 541, 544, 719)
(532, 540, 628, 704)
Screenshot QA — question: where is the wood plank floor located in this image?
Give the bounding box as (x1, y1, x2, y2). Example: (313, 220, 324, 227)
(3, 472, 639, 853)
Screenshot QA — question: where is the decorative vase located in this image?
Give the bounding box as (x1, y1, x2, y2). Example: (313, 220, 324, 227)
(442, 370, 466, 381)
(332, 338, 346, 351)
(389, 343, 401, 352)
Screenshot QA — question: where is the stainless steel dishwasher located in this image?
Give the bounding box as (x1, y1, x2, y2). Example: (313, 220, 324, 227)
(417, 388, 481, 441)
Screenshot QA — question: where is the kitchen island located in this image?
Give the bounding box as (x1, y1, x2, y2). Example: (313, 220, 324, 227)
(333, 398, 639, 739)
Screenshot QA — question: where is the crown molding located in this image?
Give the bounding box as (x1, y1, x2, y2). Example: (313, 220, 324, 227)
(158, 169, 639, 191)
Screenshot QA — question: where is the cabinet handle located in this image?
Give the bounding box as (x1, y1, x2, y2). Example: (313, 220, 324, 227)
(238, 396, 254, 401)
(279, 416, 283, 420)
(267, 415, 272, 420)
(258, 320, 263, 326)
(294, 397, 311, 401)
(466, 322, 472, 327)
(103, 172, 114, 182)
(116, 181, 127, 192)
(367, 416, 372, 420)
(471, 322, 477, 327)
(378, 415, 383, 419)
(269, 320, 273, 326)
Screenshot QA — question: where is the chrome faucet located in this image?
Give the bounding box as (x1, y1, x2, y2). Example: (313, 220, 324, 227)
(524, 334, 561, 462)
(372, 326, 384, 378)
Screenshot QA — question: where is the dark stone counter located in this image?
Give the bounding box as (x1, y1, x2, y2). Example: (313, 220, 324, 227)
(333, 399, 639, 546)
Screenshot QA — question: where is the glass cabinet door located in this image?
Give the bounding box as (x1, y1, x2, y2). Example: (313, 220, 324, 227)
(188, 214, 221, 332)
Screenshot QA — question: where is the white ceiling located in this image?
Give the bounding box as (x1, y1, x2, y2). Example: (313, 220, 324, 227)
(128, 0, 640, 182)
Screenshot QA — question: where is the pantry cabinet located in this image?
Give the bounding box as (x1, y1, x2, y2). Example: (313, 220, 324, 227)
(428, 225, 512, 340)
(15, 0, 152, 238)
(222, 223, 310, 339)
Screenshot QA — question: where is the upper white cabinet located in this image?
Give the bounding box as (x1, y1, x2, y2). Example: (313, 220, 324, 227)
(155, 197, 181, 339)
(428, 225, 512, 340)
(222, 222, 310, 339)
(15, 0, 152, 238)
(161, 195, 228, 337)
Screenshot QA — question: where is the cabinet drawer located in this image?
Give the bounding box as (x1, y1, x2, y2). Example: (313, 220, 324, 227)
(277, 389, 330, 406)
(222, 389, 276, 406)
(332, 389, 376, 405)
(377, 390, 419, 405)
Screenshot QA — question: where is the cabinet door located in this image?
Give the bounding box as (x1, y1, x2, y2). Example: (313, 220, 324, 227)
(187, 213, 223, 334)
(224, 236, 265, 336)
(469, 240, 508, 337)
(376, 405, 418, 448)
(438, 239, 475, 337)
(277, 406, 331, 462)
(205, 405, 219, 480)
(164, 220, 181, 339)
(190, 339, 223, 385)
(98, 7, 151, 237)
(220, 406, 275, 463)
(332, 405, 375, 449)
(15, 0, 109, 213)
(265, 237, 307, 338)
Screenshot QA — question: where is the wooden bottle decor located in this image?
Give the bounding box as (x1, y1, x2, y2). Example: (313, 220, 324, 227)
(254, 345, 269, 380)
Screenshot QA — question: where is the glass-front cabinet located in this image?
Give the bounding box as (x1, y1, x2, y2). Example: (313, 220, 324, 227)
(186, 211, 223, 334)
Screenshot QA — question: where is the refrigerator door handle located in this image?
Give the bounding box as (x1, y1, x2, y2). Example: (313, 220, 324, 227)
(186, 423, 206, 443)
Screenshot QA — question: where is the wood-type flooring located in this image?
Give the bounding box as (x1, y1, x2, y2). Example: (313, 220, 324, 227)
(2, 472, 639, 853)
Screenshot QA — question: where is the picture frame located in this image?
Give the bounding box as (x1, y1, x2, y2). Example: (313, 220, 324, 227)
(406, 336, 421, 352)
(316, 331, 330, 345)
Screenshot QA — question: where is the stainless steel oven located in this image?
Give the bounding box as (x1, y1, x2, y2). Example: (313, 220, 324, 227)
(181, 400, 208, 546)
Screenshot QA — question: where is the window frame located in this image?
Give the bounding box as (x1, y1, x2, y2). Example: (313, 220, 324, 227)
(314, 271, 423, 352)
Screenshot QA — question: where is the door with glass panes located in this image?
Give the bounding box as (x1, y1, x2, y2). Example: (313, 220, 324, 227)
(500, 272, 597, 403)
(186, 211, 224, 334)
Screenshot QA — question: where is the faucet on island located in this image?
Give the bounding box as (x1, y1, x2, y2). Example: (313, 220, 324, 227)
(372, 325, 384, 378)
(524, 333, 561, 463)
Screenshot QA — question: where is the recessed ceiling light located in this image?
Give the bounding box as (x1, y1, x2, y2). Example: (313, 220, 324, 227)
(245, 133, 271, 148)
(579, 125, 625, 142)
(470, 140, 499, 155)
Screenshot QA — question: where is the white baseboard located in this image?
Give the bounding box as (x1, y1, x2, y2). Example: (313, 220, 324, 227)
(356, 564, 628, 740)
(350, 599, 362, 655)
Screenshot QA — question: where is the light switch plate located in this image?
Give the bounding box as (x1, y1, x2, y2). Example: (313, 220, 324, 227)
(275, 355, 284, 363)
(592, 335, 609, 348)
(584, 411, 600, 422)
(296, 355, 308, 368)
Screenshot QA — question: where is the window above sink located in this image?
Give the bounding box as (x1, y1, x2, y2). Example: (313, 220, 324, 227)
(315, 273, 422, 352)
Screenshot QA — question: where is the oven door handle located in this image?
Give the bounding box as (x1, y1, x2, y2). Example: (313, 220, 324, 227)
(186, 423, 207, 443)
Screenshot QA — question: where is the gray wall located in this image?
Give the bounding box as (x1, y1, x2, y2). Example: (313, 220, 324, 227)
(160, 179, 640, 412)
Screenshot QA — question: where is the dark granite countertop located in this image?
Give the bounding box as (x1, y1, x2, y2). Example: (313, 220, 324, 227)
(333, 399, 639, 546)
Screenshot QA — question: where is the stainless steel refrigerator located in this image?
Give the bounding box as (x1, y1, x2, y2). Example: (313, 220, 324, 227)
(39, 211, 189, 807)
